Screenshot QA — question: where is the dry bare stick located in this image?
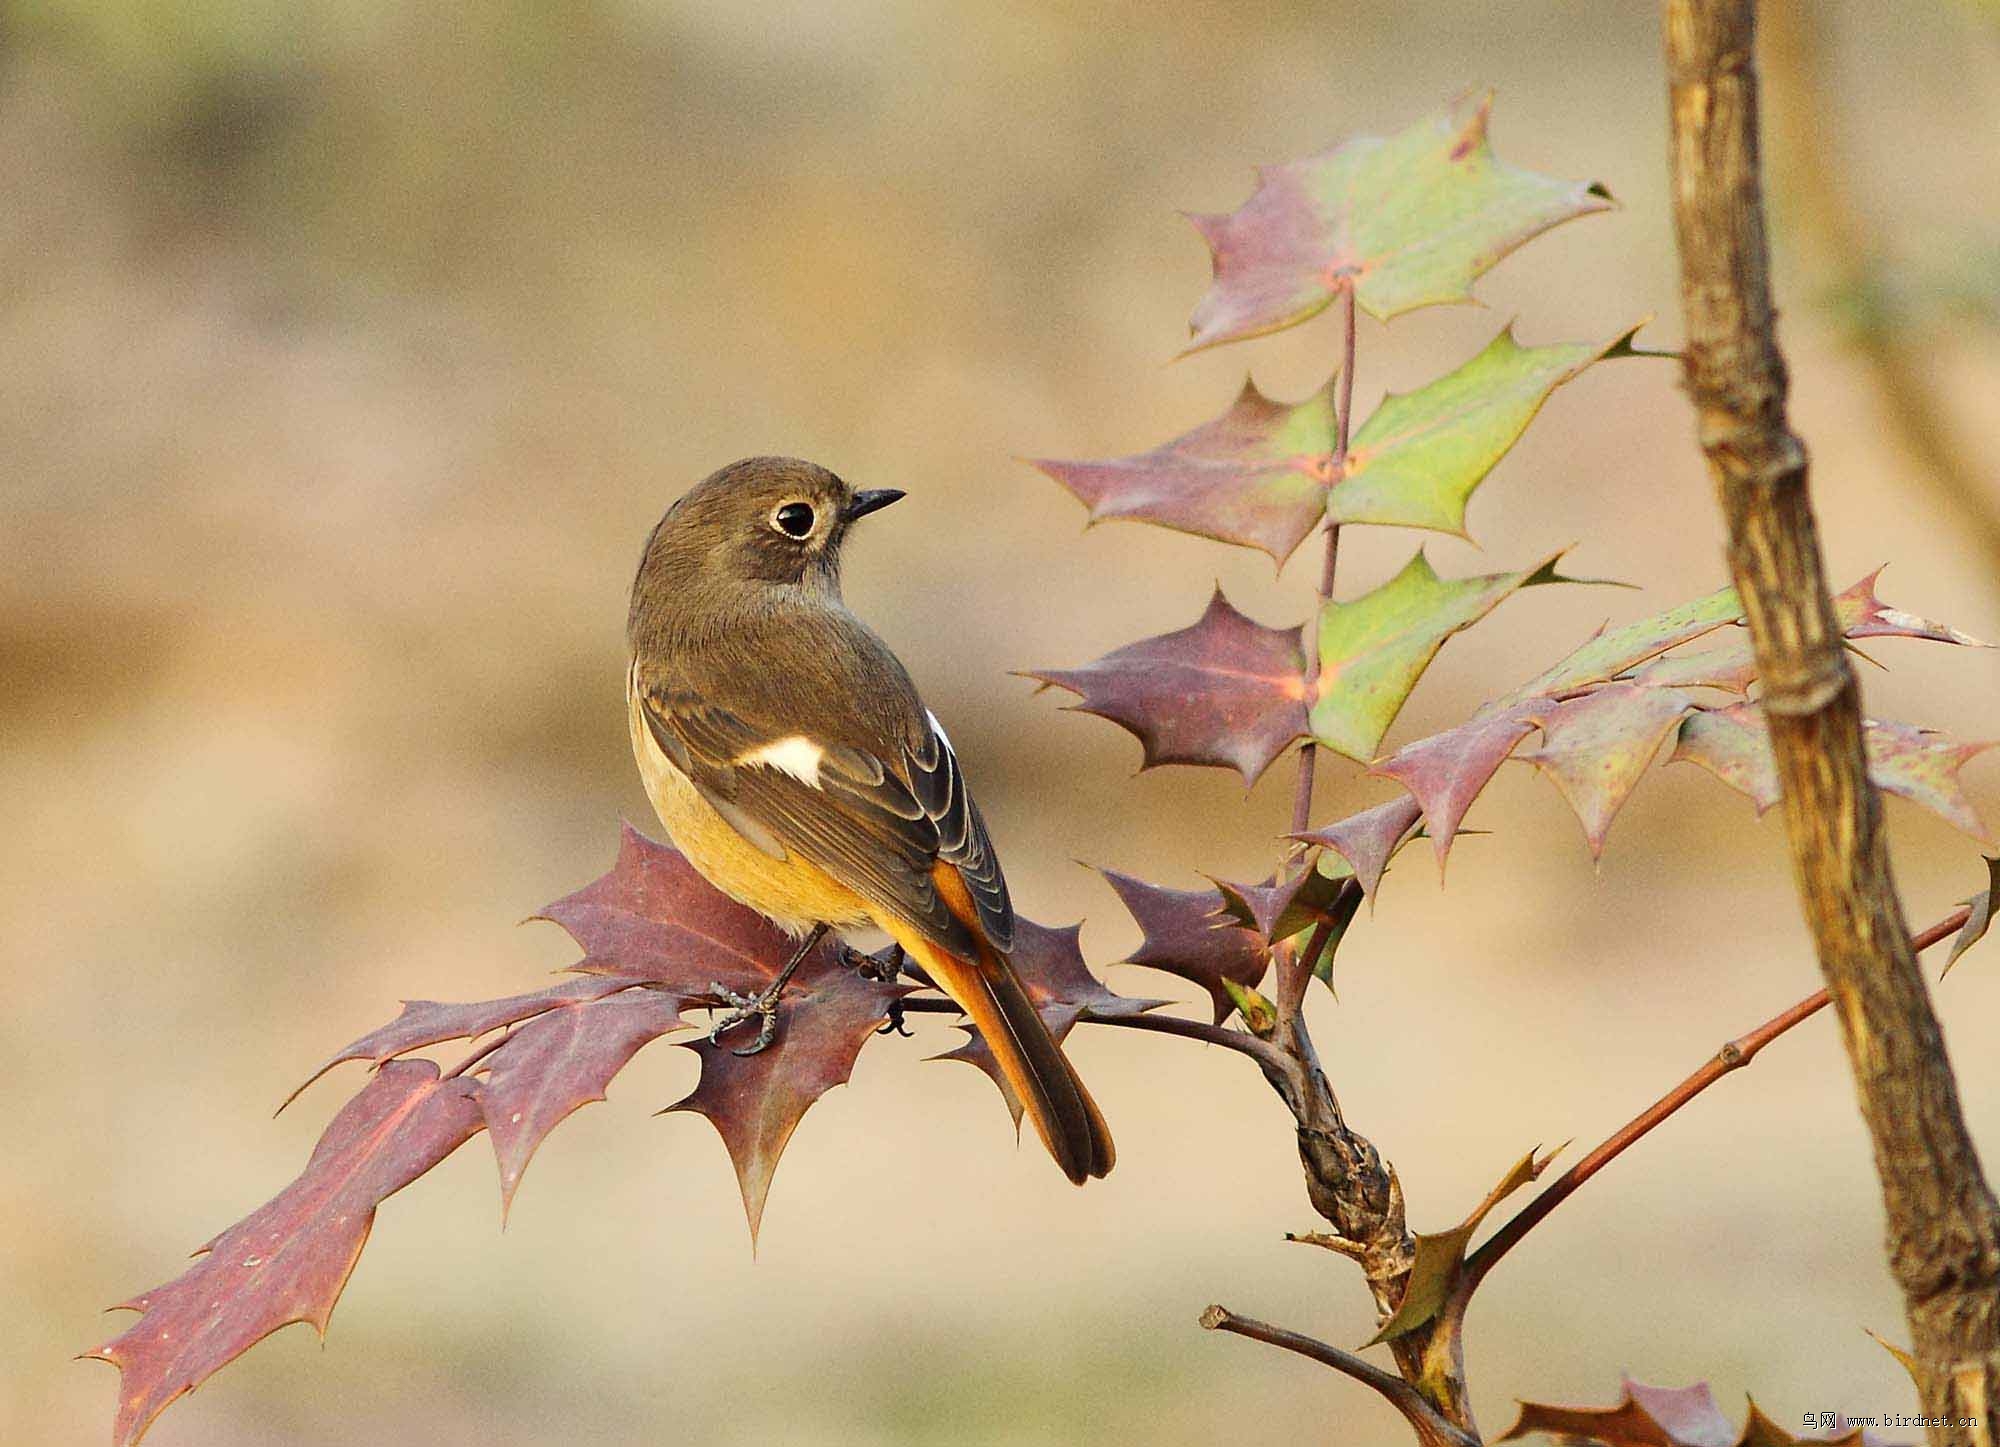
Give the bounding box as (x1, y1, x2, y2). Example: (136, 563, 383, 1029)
(1199, 1306, 1478, 1447)
(1465, 903, 1974, 1292)
(1664, 4, 2000, 1441)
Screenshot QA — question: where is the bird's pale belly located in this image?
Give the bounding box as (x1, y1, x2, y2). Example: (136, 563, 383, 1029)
(626, 682, 871, 936)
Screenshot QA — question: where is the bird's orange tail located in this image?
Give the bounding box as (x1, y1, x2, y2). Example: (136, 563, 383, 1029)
(908, 932, 1114, 1184)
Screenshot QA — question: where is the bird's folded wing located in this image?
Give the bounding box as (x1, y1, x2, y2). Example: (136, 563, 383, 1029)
(637, 684, 1014, 956)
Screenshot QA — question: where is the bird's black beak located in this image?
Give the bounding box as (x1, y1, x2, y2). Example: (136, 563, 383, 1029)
(842, 488, 906, 522)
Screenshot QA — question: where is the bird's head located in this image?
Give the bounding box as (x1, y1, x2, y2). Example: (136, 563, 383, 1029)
(631, 456, 905, 629)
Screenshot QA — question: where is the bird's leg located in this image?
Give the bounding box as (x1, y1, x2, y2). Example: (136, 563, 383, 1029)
(707, 923, 827, 1056)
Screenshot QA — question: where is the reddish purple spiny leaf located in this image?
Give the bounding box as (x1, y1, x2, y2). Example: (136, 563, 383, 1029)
(283, 975, 630, 1112)
(96, 828, 889, 1441)
(1676, 705, 1995, 842)
(1502, 1377, 1892, 1447)
(1373, 702, 1544, 872)
(540, 824, 800, 994)
(1025, 589, 1309, 785)
(87, 1061, 486, 1446)
(1099, 869, 1269, 1024)
(477, 988, 688, 1216)
(1209, 862, 1355, 943)
(1032, 377, 1337, 564)
(670, 946, 910, 1244)
(1863, 720, 1996, 843)
(1671, 702, 1780, 812)
(1519, 684, 1695, 857)
(1289, 794, 1423, 900)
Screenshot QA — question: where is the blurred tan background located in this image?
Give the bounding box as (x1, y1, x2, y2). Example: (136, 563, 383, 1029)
(5, 2, 1999, 1444)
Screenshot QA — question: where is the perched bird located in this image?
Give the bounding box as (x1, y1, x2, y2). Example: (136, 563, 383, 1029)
(625, 456, 1114, 1184)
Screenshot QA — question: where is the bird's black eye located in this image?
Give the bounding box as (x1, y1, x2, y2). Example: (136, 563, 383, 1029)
(772, 501, 816, 538)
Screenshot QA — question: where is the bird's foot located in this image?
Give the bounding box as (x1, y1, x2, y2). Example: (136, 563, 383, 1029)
(841, 946, 912, 1036)
(706, 980, 784, 1056)
(847, 942, 905, 985)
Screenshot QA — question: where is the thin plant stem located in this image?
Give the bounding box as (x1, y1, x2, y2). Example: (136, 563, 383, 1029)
(1200, 1306, 1475, 1447)
(894, 995, 1289, 1072)
(1464, 902, 1974, 1288)
(1281, 285, 1360, 1008)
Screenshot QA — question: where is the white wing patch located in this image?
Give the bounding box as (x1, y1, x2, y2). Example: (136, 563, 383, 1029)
(735, 734, 826, 789)
(925, 709, 954, 752)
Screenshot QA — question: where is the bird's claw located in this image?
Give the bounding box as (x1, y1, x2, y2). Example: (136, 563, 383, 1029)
(706, 980, 783, 1056)
(875, 998, 913, 1038)
(848, 943, 905, 984)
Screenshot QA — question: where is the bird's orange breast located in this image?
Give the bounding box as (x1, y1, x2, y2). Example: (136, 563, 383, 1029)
(626, 675, 872, 936)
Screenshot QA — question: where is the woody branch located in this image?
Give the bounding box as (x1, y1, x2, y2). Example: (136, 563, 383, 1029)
(1663, 2, 2000, 1440)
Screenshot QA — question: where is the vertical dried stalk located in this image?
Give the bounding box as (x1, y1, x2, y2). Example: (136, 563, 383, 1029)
(1662, 4, 2000, 1442)
(1260, 284, 1458, 1430)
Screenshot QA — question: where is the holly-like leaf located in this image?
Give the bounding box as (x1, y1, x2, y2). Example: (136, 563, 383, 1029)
(1942, 856, 1998, 978)
(1184, 91, 1613, 348)
(1676, 705, 1995, 843)
(1364, 567, 1977, 868)
(1505, 584, 1744, 702)
(1033, 322, 1643, 559)
(92, 828, 904, 1441)
(1671, 702, 1780, 812)
(1520, 684, 1696, 857)
(1331, 322, 1646, 536)
(1100, 868, 1270, 1024)
(85, 1061, 487, 1447)
(1304, 883, 1365, 988)
(535, 824, 927, 1240)
(1289, 794, 1424, 900)
(1503, 1379, 1890, 1447)
(283, 975, 630, 1111)
(1368, 1144, 1560, 1345)
(1372, 701, 1544, 871)
(1506, 1380, 1741, 1447)
(1366, 584, 1741, 865)
(670, 945, 909, 1243)
(1624, 637, 1759, 693)
(540, 824, 804, 995)
(475, 988, 687, 1217)
(1834, 567, 1991, 646)
(941, 916, 1161, 1125)
(1026, 588, 1309, 784)
(1863, 719, 1997, 843)
(1211, 855, 1356, 943)
(1311, 547, 1564, 762)
(1031, 378, 1338, 564)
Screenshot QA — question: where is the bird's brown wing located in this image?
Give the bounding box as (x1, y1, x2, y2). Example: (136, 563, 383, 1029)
(635, 672, 1015, 958)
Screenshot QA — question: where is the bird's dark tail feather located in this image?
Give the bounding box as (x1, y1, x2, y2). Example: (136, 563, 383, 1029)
(912, 935, 1114, 1184)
